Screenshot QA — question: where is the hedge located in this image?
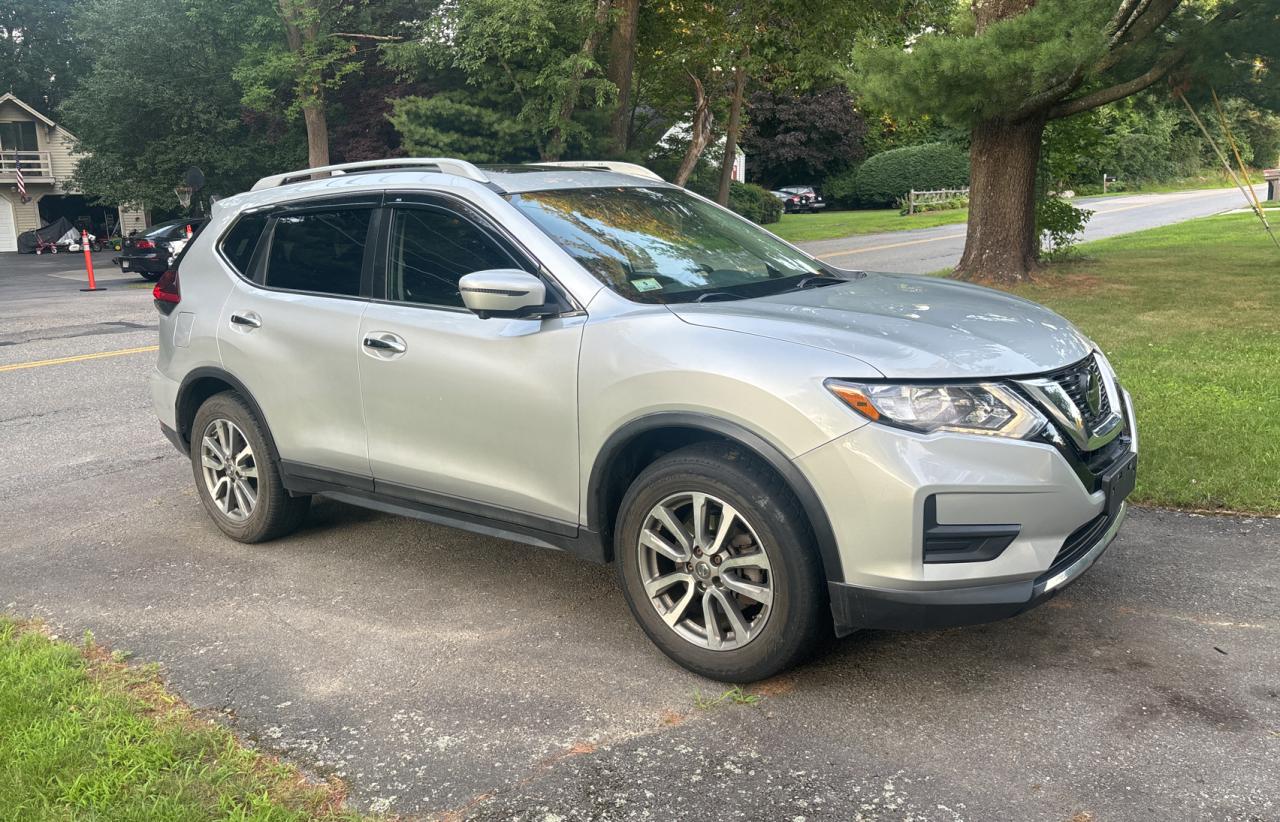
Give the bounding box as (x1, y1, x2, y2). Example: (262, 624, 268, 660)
(850, 142, 970, 208)
(727, 182, 783, 224)
(688, 178, 782, 225)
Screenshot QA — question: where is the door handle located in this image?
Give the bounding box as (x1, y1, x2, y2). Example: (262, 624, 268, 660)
(362, 334, 407, 354)
(230, 312, 261, 329)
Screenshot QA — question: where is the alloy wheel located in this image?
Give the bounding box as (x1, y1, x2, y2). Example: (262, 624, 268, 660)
(637, 491, 774, 651)
(199, 418, 258, 523)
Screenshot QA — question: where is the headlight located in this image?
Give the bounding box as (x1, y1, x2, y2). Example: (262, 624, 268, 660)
(826, 380, 1046, 439)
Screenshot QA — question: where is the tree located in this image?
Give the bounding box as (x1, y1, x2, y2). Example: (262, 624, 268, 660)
(64, 0, 304, 210)
(740, 87, 868, 189)
(858, 0, 1280, 283)
(236, 0, 375, 169)
(0, 0, 84, 115)
(645, 0, 948, 204)
(605, 0, 640, 152)
(389, 0, 618, 161)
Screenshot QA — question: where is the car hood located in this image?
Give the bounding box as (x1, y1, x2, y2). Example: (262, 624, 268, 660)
(666, 272, 1093, 379)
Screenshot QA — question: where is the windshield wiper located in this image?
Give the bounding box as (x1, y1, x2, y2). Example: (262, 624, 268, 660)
(694, 291, 743, 303)
(790, 275, 843, 291)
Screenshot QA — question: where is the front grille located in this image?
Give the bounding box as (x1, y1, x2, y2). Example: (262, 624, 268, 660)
(1040, 512, 1110, 582)
(1040, 354, 1111, 433)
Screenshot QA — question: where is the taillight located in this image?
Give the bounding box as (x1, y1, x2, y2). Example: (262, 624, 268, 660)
(135, 239, 156, 250)
(153, 270, 180, 305)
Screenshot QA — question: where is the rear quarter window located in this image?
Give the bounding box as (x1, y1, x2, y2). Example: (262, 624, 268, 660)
(219, 214, 269, 277)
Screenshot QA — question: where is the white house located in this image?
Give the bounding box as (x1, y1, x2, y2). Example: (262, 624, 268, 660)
(0, 92, 147, 252)
(654, 122, 747, 183)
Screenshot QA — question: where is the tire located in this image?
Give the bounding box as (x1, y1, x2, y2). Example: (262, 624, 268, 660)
(140, 271, 162, 282)
(615, 442, 828, 682)
(190, 391, 309, 543)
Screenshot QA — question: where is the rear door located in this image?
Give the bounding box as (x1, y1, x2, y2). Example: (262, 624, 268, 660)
(217, 197, 379, 481)
(357, 192, 584, 527)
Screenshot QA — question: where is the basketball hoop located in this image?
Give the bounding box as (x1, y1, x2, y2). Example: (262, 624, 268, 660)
(175, 184, 194, 208)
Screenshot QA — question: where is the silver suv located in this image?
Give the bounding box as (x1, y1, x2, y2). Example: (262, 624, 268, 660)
(151, 158, 1138, 682)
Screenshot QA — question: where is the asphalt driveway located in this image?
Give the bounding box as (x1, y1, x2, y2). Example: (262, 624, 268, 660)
(1, 254, 1277, 820)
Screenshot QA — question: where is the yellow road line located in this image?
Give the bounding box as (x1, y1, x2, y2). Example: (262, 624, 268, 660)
(0, 345, 159, 373)
(817, 232, 967, 261)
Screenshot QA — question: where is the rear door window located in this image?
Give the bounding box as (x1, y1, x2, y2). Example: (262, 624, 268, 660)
(263, 209, 371, 297)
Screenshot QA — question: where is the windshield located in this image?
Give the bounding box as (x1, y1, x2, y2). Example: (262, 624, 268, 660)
(507, 186, 832, 303)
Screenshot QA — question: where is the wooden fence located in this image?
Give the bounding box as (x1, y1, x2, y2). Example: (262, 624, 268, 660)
(906, 187, 969, 215)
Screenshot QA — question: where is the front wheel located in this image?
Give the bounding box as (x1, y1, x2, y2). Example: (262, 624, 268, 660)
(615, 442, 828, 682)
(190, 391, 309, 543)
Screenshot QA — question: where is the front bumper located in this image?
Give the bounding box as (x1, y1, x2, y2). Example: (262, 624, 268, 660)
(829, 503, 1127, 633)
(798, 387, 1138, 635)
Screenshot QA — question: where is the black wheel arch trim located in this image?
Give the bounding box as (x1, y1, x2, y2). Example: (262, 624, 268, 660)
(175, 367, 281, 461)
(587, 412, 844, 583)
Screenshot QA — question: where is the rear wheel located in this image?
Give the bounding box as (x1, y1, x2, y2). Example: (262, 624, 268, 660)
(140, 271, 162, 282)
(190, 392, 308, 543)
(615, 442, 828, 682)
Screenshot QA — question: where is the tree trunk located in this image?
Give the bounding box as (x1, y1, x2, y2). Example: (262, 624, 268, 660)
(302, 102, 330, 168)
(954, 115, 1045, 283)
(606, 0, 639, 153)
(542, 0, 613, 161)
(674, 75, 713, 187)
(716, 63, 747, 206)
(279, 0, 330, 168)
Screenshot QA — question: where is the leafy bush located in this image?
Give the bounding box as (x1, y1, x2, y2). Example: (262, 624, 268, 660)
(852, 142, 969, 207)
(822, 167, 861, 209)
(686, 177, 782, 224)
(1037, 196, 1093, 259)
(728, 182, 783, 224)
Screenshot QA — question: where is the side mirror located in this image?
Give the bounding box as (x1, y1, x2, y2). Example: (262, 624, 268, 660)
(459, 269, 549, 319)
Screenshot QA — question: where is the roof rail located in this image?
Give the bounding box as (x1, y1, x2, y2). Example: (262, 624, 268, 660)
(532, 161, 664, 182)
(250, 158, 489, 191)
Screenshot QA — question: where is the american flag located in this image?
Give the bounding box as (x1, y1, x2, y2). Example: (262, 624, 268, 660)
(13, 153, 27, 203)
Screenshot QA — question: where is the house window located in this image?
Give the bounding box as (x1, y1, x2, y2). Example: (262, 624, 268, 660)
(0, 122, 38, 152)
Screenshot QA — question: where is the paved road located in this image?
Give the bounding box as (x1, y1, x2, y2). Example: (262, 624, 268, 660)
(1, 237, 1277, 820)
(797, 185, 1266, 274)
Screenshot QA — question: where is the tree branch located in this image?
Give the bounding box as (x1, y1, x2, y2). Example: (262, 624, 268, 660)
(1011, 0, 1178, 119)
(1105, 0, 1154, 49)
(1048, 44, 1187, 119)
(1096, 0, 1182, 72)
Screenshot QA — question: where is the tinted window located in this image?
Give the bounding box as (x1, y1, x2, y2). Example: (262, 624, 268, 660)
(387, 207, 517, 308)
(265, 209, 370, 296)
(507, 187, 827, 304)
(220, 214, 268, 276)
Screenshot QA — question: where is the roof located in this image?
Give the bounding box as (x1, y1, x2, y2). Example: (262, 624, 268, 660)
(0, 93, 59, 129)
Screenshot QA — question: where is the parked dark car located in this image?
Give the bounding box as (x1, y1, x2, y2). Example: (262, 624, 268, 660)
(114, 218, 207, 281)
(772, 186, 826, 214)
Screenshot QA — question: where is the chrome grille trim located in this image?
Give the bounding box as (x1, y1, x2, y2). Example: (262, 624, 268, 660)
(1016, 353, 1123, 452)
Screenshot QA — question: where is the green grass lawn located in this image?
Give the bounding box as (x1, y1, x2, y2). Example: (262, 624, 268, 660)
(770, 207, 968, 243)
(0, 619, 367, 822)
(1006, 213, 1280, 514)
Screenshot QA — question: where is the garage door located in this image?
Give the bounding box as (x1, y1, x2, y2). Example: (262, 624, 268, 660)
(0, 197, 15, 252)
